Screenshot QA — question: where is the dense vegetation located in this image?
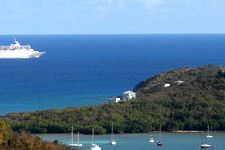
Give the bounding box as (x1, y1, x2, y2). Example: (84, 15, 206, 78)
(3, 65, 225, 134)
(0, 119, 68, 150)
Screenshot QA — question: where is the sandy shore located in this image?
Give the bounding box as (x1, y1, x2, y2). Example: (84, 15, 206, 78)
(173, 130, 203, 133)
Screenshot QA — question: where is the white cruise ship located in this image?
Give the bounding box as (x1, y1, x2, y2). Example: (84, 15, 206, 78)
(0, 40, 45, 59)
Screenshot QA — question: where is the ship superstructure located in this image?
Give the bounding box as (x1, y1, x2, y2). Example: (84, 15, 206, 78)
(0, 40, 45, 59)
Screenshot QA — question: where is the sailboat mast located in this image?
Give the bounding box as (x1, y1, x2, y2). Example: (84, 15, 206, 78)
(111, 123, 114, 140)
(201, 133, 204, 144)
(207, 125, 210, 135)
(160, 124, 162, 141)
(77, 131, 80, 144)
(92, 128, 94, 145)
(71, 126, 74, 145)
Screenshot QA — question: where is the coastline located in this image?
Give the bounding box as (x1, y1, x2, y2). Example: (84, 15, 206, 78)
(4, 65, 225, 135)
(33, 130, 221, 136)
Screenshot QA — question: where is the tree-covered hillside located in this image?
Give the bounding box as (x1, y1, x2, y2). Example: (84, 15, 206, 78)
(3, 65, 225, 134)
(0, 119, 68, 150)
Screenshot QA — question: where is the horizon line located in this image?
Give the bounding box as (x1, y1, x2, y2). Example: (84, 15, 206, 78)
(1, 33, 225, 36)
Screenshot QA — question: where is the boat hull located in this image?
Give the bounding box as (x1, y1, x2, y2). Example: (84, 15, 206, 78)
(0, 49, 45, 59)
(149, 138, 155, 143)
(90, 144, 101, 150)
(201, 144, 212, 149)
(110, 140, 117, 145)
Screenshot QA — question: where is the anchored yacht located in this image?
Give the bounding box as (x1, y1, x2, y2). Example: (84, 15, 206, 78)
(90, 128, 101, 150)
(110, 123, 117, 145)
(69, 126, 83, 148)
(0, 40, 45, 59)
(206, 125, 213, 138)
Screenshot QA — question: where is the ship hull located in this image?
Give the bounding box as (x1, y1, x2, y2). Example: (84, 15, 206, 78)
(0, 49, 45, 59)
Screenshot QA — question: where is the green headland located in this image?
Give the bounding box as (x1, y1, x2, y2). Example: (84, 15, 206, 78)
(3, 65, 225, 135)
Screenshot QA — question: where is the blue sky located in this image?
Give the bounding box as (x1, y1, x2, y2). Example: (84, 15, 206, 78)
(0, 0, 224, 34)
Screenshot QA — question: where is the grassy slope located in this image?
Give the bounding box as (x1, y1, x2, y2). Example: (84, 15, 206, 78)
(3, 65, 225, 134)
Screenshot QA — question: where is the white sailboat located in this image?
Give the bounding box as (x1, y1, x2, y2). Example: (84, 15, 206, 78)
(200, 132, 212, 149)
(206, 125, 213, 138)
(90, 128, 101, 150)
(69, 126, 83, 148)
(156, 125, 163, 147)
(148, 125, 155, 143)
(148, 137, 155, 143)
(110, 123, 117, 145)
(201, 144, 212, 149)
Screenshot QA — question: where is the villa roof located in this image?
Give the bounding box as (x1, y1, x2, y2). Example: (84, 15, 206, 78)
(123, 90, 136, 94)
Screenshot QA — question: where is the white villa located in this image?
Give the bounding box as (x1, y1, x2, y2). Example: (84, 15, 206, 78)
(110, 90, 136, 103)
(122, 90, 136, 101)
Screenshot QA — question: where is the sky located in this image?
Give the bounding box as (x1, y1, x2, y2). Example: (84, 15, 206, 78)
(0, 0, 224, 34)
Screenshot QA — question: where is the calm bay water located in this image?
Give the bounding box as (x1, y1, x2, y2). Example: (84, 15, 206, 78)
(36, 133, 225, 150)
(0, 34, 225, 114)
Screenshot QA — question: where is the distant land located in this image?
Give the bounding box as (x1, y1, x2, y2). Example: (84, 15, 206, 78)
(3, 65, 225, 134)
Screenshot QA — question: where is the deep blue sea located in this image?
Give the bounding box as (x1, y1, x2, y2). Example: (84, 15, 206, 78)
(0, 34, 225, 114)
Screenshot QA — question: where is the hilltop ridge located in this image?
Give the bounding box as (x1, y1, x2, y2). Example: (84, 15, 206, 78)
(135, 65, 225, 101)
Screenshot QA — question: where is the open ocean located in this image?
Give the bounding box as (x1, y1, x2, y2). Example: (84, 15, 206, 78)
(0, 34, 225, 114)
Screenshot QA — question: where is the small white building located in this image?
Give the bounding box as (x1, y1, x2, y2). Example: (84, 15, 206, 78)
(164, 83, 171, 88)
(109, 97, 122, 104)
(175, 80, 185, 85)
(123, 90, 136, 101)
(114, 97, 121, 103)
